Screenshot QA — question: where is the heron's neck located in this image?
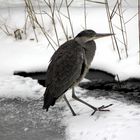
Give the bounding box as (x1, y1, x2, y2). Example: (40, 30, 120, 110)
(74, 37, 87, 47)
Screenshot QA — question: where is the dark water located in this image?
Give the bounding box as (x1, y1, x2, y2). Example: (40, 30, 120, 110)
(0, 98, 65, 140)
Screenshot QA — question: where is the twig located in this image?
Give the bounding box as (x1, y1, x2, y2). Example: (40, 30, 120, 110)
(58, 11, 69, 19)
(0, 25, 10, 35)
(117, 0, 128, 58)
(24, 0, 56, 50)
(86, 0, 106, 4)
(56, 11, 69, 41)
(4, 25, 11, 35)
(125, 13, 138, 24)
(24, 6, 27, 36)
(58, 0, 64, 12)
(42, 10, 52, 19)
(68, 0, 74, 7)
(84, 0, 87, 29)
(116, 74, 121, 88)
(110, 1, 118, 19)
(113, 24, 125, 32)
(44, 0, 60, 46)
(24, 0, 38, 42)
(120, 4, 128, 57)
(65, 0, 74, 38)
(138, 0, 140, 64)
(105, 0, 121, 60)
(37, 0, 45, 29)
(116, 37, 126, 45)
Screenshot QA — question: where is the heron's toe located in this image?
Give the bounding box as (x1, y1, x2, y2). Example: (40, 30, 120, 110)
(91, 104, 113, 115)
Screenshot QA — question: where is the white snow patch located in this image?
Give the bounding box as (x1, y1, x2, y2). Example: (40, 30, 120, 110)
(0, 75, 44, 99)
(0, 38, 54, 74)
(64, 88, 140, 140)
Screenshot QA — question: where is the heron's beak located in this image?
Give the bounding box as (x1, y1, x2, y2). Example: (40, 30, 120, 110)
(94, 33, 115, 40)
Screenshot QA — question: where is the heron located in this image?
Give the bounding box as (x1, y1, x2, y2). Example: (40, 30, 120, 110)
(43, 29, 114, 116)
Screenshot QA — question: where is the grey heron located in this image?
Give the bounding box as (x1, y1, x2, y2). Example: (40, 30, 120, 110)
(43, 29, 114, 116)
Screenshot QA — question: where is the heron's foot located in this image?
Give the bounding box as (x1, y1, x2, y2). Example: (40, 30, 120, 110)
(91, 104, 113, 115)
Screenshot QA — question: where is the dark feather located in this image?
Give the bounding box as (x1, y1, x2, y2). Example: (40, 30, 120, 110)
(43, 88, 57, 111)
(43, 39, 85, 110)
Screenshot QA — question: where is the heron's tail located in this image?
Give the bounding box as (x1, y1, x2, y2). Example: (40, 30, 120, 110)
(42, 89, 57, 111)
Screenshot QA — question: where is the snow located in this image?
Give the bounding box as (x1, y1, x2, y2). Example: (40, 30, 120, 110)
(0, 38, 54, 74)
(0, 75, 44, 99)
(1, 75, 140, 139)
(64, 88, 140, 140)
(0, 2, 140, 140)
(0, 6, 138, 80)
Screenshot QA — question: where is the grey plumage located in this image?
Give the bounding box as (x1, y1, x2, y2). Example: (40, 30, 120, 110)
(43, 29, 114, 114)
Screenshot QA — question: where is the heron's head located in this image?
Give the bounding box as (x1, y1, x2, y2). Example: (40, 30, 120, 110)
(75, 29, 114, 43)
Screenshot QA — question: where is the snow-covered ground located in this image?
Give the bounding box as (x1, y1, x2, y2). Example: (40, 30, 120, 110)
(64, 88, 140, 140)
(0, 2, 139, 140)
(0, 75, 44, 99)
(1, 75, 140, 140)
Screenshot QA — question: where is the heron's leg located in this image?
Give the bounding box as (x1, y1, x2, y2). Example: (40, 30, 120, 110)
(63, 94, 76, 116)
(72, 87, 97, 110)
(72, 87, 113, 115)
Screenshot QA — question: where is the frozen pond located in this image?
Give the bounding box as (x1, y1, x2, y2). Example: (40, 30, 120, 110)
(0, 98, 65, 140)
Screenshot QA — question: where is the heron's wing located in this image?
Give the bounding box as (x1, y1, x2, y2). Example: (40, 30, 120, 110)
(46, 40, 85, 98)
